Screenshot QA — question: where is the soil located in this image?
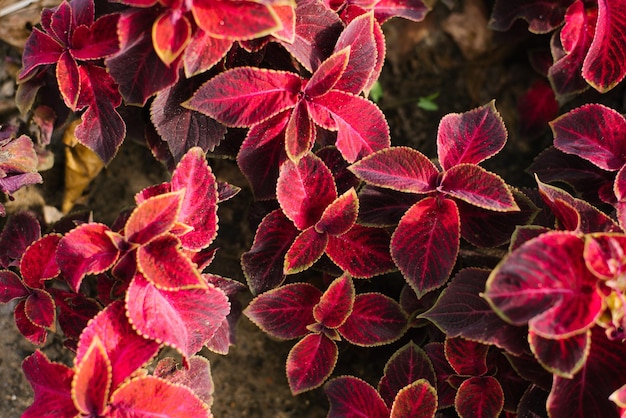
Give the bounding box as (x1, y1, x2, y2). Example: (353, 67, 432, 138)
(0, 1, 561, 416)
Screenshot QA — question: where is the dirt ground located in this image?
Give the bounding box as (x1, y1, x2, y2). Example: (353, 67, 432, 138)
(0, 1, 561, 416)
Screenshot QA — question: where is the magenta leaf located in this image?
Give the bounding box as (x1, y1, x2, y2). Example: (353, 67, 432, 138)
(284, 227, 329, 275)
(20, 234, 61, 288)
(170, 147, 219, 250)
(338, 293, 407, 346)
(186, 67, 301, 127)
(315, 188, 359, 235)
(15, 299, 48, 345)
(125, 191, 183, 245)
(72, 336, 111, 416)
(529, 329, 590, 378)
(374, 0, 432, 23)
(582, 0, 626, 92)
(287, 333, 338, 394)
(57, 223, 120, 292)
(551, 103, 626, 171)
(548, 327, 626, 417)
(583, 233, 626, 280)
(312, 90, 390, 163)
(24, 288, 56, 330)
(390, 379, 437, 418)
(277, 153, 337, 230)
(485, 231, 603, 338)
(325, 376, 390, 418)
(437, 101, 507, 171)
(349, 146, 439, 193)
(455, 376, 504, 418)
(244, 282, 321, 340)
(489, 0, 572, 33)
(313, 274, 355, 329)
(183, 29, 232, 77)
(378, 341, 436, 408)
(109, 375, 210, 417)
(326, 224, 395, 277)
(391, 196, 460, 298)
(0, 270, 29, 302)
(21, 350, 77, 418)
(445, 337, 489, 376)
(242, 209, 299, 295)
(421, 268, 528, 356)
(304, 48, 350, 98)
(126, 274, 230, 360)
(154, 356, 214, 405)
(191, 1, 281, 40)
(439, 164, 518, 211)
(285, 100, 315, 161)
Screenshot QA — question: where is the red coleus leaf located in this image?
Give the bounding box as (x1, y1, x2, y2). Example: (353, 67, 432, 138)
(437, 101, 507, 171)
(548, 326, 626, 417)
(529, 329, 590, 378)
(326, 224, 395, 277)
(444, 337, 489, 376)
(0, 270, 29, 302)
(153, 355, 214, 405)
(489, 0, 573, 33)
(377, 341, 436, 408)
(391, 196, 460, 298)
(582, 0, 626, 92)
(455, 376, 504, 418)
(15, 299, 49, 345)
(170, 147, 219, 250)
(21, 350, 77, 418)
(72, 336, 111, 416)
(338, 293, 407, 346)
(242, 209, 299, 295)
(71, 13, 120, 60)
(485, 231, 603, 338)
(54, 289, 100, 347)
(56, 51, 80, 109)
(439, 164, 518, 211)
(517, 79, 559, 137)
(374, 0, 433, 24)
(244, 282, 321, 340)
(551, 103, 626, 171)
(76, 301, 160, 389)
(287, 333, 338, 394)
(19, 28, 64, 81)
(584, 233, 626, 280)
(277, 153, 337, 230)
(315, 188, 359, 235)
(304, 47, 350, 98)
(349, 146, 439, 193)
(0, 211, 40, 268)
(420, 268, 528, 356)
(313, 274, 355, 329)
(325, 376, 390, 418)
(285, 100, 315, 161)
(108, 375, 210, 417)
(20, 234, 61, 288)
(284, 227, 329, 275)
(186, 67, 301, 127)
(152, 11, 191, 66)
(390, 379, 437, 418)
(25, 288, 56, 330)
(126, 274, 229, 361)
(182, 28, 232, 77)
(57, 223, 120, 292)
(125, 190, 183, 245)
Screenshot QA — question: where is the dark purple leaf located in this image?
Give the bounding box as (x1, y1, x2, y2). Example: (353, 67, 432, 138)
(489, 0, 573, 33)
(529, 329, 589, 378)
(15, 299, 48, 345)
(287, 333, 338, 394)
(423, 342, 457, 409)
(325, 376, 390, 418)
(455, 376, 504, 418)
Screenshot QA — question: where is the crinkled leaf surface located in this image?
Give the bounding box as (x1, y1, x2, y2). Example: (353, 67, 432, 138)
(244, 282, 321, 340)
(313, 274, 354, 329)
(455, 376, 504, 418)
(485, 231, 603, 338)
(583, 233, 626, 280)
(325, 376, 389, 418)
(391, 196, 460, 298)
(287, 333, 338, 394)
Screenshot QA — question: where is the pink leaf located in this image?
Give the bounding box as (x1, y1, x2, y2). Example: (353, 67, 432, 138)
(72, 336, 111, 416)
(244, 282, 321, 340)
(76, 301, 160, 389)
(170, 147, 219, 250)
(152, 11, 191, 65)
(109, 375, 210, 417)
(191, 0, 280, 40)
(277, 153, 337, 230)
(242, 209, 299, 295)
(338, 293, 407, 346)
(444, 337, 489, 376)
(529, 329, 590, 378)
(287, 333, 338, 394)
(305, 48, 350, 98)
(126, 274, 229, 361)
(439, 164, 518, 211)
(0, 270, 29, 302)
(349, 146, 439, 193)
(182, 29, 232, 77)
(455, 376, 504, 418)
(186, 67, 301, 127)
(484, 231, 603, 338)
(391, 197, 460, 298)
(583, 233, 626, 280)
(551, 103, 626, 171)
(57, 223, 120, 292)
(390, 379, 437, 418)
(21, 350, 77, 418)
(284, 227, 329, 275)
(378, 341, 436, 408)
(71, 13, 120, 60)
(326, 224, 395, 278)
(315, 188, 359, 236)
(124, 190, 183, 245)
(325, 376, 390, 418)
(423, 342, 457, 409)
(0, 211, 40, 268)
(582, 0, 626, 92)
(313, 274, 355, 329)
(437, 101, 507, 171)
(20, 234, 61, 288)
